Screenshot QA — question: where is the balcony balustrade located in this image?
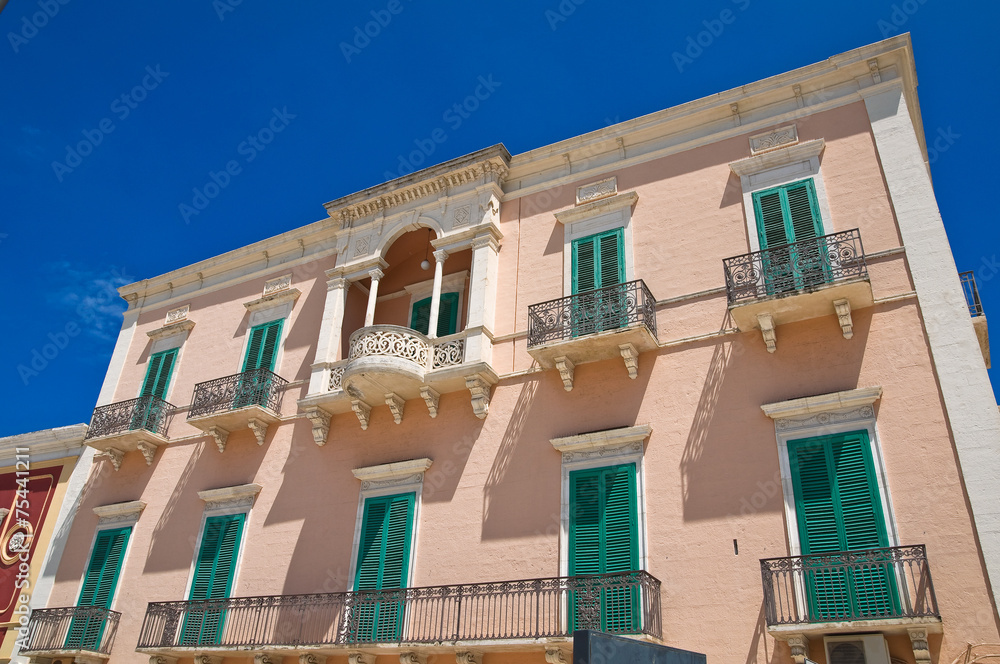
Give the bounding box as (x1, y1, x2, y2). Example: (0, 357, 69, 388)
(526, 280, 658, 389)
(83, 395, 174, 465)
(722, 229, 873, 351)
(20, 606, 121, 659)
(136, 571, 661, 657)
(760, 545, 940, 633)
(187, 368, 288, 448)
(960, 270, 990, 367)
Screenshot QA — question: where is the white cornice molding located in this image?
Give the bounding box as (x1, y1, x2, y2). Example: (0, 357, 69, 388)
(93, 500, 146, 526)
(147, 319, 195, 340)
(761, 386, 883, 419)
(352, 458, 433, 482)
(729, 139, 825, 177)
(554, 191, 639, 225)
(198, 483, 263, 511)
(0, 424, 88, 467)
(551, 424, 652, 454)
(243, 288, 301, 312)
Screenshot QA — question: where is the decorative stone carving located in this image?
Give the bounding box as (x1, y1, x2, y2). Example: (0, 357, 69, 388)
(243, 288, 301, 312)
(165, 305, 189, 324)
(99, 447, 124, 471)
(328, 365, 345, 391)
(757, 313, 777, 353)
(263, 274, 292, 296)
(785, 634, 809, 664)
(136, 440, 157, 466)
(352, 400, 372, 430)
(385, 393, 405, 424)
(576, 177, 618, 205)
(761, 386, 882, 420)
(907, 628, 931, 664)
(354, 235, 371, 256)
(545, 648, 569, 664)
(868, 58, 881, 84)
(749, 124, 799, 154)
(465, 375, 492, 419)
(455, 653, 482, 664)
(731, 102, 741, 126)
(94, 500, 146, 526)
(833, 298, 854, 339)
(194, 657, 223, 664)
(349, 326, 430, 367)
(253, 655, 279, 664)
(149, 656, 178, 664)
(304, 407, 331, 446)
(198, 484, 262, 512)
(432, 336, 465, 368)
(400, 653, 427, 664)
(452, 205, 470, 227)
(562, 440, 643, 463)
(552, 424, 651, 463)
(618, 342, 639, 379)
(247, 418, 268, 446)
(774, 406, 875, 432)
(348, 653, 374, 664)
(420, 386, 440, 418)
(207, 426, 229, 453)
(554, 356, 575, 391)
(299, 656, 327, 664)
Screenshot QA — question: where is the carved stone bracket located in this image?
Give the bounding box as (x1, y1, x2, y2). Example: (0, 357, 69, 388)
(455, 653, 483, 664)
(465, 375, 493, 419)
(207, 426, 229, 453)
(253, 655, 279, 664)
(545, 648, 569, 664)
(247, 418, 268, 446)
(149, 656, 178, 664)
(385, 392, 405, 424)
(420, 386, 440, 418)
(352, 399, 372, 430)
(908, 628, 931, 664)
(299, 656, 327, 664)
(618, 343, 639, 379)
(785, 634, 809, 664)
(554, 356, 575, 391)
(194, 656, 223, 664)
(400, 653, 428, 664)
(304, 407, 331, 446)
(757, 312, 777, 353)
(348, 654, 374, 664)
(833, 298, 854, 339)
(136, 440, 158, 466)
(99, 447, 124, 471)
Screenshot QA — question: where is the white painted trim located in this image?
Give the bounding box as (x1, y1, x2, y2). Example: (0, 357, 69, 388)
(181, 492, 256, 603)
(197, 483, 262, 512)
(557, 192, 638, 298)
(92, 500, 146, 526)
(761, 387, 883, 419)
(0, 425, 87, 467)
(147, 320, 195, 343)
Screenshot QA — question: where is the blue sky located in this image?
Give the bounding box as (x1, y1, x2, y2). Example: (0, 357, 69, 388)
(1, 1, 997, 436)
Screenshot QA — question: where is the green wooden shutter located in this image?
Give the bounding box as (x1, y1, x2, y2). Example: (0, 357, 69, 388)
(182, 513, 245, 645)
(572, 236, 597, 294)
(410, 298, 432, 335)
(572, 229, 624, 294)
(242, 320, 283, 372)
(436, 292, 459, 336)
(598, 231, 624, 288)
(785, 180, 822, 243)
(66, 527, 130, 648)
(754, 190, 789, 249)
(753, 179, 823, 249)
(140, 349, 178, 399)
(352, 493, 415, 642)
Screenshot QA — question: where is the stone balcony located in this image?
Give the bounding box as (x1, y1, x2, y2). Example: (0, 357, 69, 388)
(187, 368, 289, 451)
(83, 396, 174, 470)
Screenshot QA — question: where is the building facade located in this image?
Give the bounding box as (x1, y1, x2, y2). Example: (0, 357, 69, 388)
(20, 35, 1000, 664)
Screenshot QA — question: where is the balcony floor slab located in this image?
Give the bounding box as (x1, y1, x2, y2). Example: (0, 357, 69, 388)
(84, 429, 168, 453)
(187, 405, 280, 434)
(768, 616, 942, 639)
(729, 278, 873, 332)
(527, 323, 658, 370)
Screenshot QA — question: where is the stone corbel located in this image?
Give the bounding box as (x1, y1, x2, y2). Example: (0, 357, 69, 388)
(757, 313, 777, 353)
(618, 343, 639, 379)
(247, 418, 268, 445)
(455, 653, 483, 664)
(136, 440, 158, 466)
(149, 656, 178, 664)
(348, 654, 374, 664)
(545, 648, 569, 664)
(352, 400, 372, 430)
(304, 407, 331, 446)
(194, 656, 223, 664)
(465, 375, 493, 419)
(554, 356, 575, 391)
(385, 393, 405, 424)
(76, 657, 105, 664)
(207, 426, 229, 453)
(99, 447, 124, 471)
(785, 634, 809, 664)
(833, 298, 854, 339)
(908, 628, 931, 664)
(299, 656, 327, 664)
(253, 655, 279, 664)
(420, 386, 440, 418)
(400, 653, 428, 664)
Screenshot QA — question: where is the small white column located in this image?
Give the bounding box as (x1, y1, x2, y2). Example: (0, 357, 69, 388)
(364, 268, 384, 327)
(307, 276, 350, 394)
(465, 233, 500, 364)
(427, 249, 449, 338)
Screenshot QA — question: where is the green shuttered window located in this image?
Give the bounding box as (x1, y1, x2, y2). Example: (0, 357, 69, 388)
(789, 431, 899, 620)
(569, 463, 639, 632)
(752, 179, 823, 249)
(410, 292, 459, 336)
(353, 493, 415, 642)
(140, 348, 178, 399)
(181, 513, 245, 645)
(572, 229, 624, 295)
(242, 319, 283, 372)
(66, 526, 131, 649)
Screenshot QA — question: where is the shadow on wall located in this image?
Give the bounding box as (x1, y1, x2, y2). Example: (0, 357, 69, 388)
(279, 274, 326, 382)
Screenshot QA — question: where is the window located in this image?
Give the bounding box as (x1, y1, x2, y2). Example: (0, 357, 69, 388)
(352, 492, 415, 642)
(410, 292, 459, 337)
(752, 179, 828, 292)
(555, 189, 637, 298)
(181, 513, 245, 645)
(242, 319, 283, 373)
(66, 526, 131, 649)
(571, 229, 624, 295)
(132, 348, 178, 430)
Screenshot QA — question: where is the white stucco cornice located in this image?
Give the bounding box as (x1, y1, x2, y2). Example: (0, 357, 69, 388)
(198, 483, 263, 512)
(146, 319, 195, 340)
(729, 139, 825, 177)
(352, 458, 433, 482)
(761, 387, 883, 419)
(550, 424, 653, 455)
(554, 191, 639, 225)
(0, 424, 88, 467)
(243, 288, 301, 312)
(93, 500, 146, 526)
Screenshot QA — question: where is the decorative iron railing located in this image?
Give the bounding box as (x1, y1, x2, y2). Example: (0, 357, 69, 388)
(20, 606, 121, 655)
(760, 545, 938, 626)
(960, 271, 985, 318)
(527, 280, 657, 348)
(85, 395, 174, 440)
(723, 229, 868, 305)
(137, 571, 661, 650)
(188, 368, 288, 419)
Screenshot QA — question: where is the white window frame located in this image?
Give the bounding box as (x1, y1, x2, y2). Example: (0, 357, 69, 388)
(730, 138, 833, 253)
(550, 425, 651, 578)
(347, 459, 432, 593)
(555, 190, 639, 297)
(239, 290, 298, 375)
(75, 500, 146, 610)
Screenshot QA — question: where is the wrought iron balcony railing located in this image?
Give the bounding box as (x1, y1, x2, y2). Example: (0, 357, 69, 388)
(724, 229, 868, 305)
(960, 271, 985, 318)
(188, 368, 288, 419)
(20, 606, 121, 655)
(137, 571, 661, 650)
(85, 395, 174, 440)
(760, 545, 939, 627)
(527, 280, 657, 348)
